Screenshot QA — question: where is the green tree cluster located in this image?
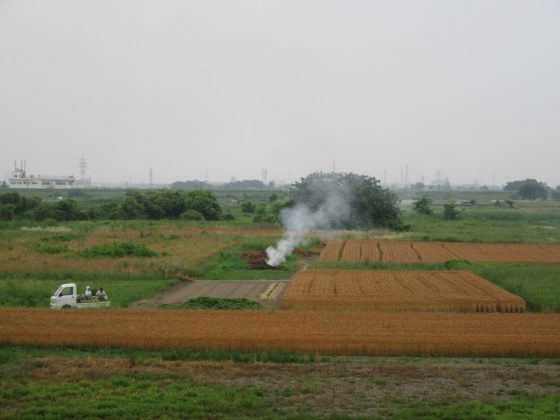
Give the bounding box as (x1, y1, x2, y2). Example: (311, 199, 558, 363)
(290, 172, 405, 230)
(0, 190, 224, 222)
(504, 179, 548, 200)
(412, 195, 433, 215)
(0, 192, 85, 221)
(95, 190, 222, 220)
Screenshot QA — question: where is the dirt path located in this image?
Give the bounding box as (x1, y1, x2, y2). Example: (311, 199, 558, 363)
(132, 279, 290, 308)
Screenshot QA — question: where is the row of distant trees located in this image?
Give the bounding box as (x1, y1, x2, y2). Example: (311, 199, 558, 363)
(412, 178, 558, 201)
(0, 190, 226, 222)
(0, 173, 408, 231)
(2, 175, 558, 226)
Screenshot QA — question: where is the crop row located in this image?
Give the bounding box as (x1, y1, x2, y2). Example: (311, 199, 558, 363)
(1, 308, 559, 357)
(319, 240, 560, 264)
(282, 270, 526, 312)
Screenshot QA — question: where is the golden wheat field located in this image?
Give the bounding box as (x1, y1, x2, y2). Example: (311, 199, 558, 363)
(1, 308, 559, 357)
(281, 270, 526, 312)
(319, 240, 560, 264)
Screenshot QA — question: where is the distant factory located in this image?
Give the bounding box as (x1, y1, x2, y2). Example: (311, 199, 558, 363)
(8, 160, 77, 189)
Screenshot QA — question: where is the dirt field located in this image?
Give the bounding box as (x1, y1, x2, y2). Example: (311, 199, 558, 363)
(319, 240, 560, 264)
(133, 280, 289, 308)
(3, 308, 560, 357)
(281, 270, 526, 312)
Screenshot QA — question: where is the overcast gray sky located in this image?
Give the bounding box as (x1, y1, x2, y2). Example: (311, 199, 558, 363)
(1, 0, 559, 186)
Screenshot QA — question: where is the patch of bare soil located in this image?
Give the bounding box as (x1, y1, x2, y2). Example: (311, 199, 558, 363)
(17, 356, 560, 418)
(131, 279, 289, 308)
(242, 250, 275, 269)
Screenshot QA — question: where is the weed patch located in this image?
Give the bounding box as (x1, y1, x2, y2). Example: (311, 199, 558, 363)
(159, 296, 262, 310)
(80, 241, 157, 258)
(34, 243, 68, 254)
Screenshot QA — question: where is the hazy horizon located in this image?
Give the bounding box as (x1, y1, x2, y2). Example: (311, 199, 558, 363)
(1, 0, 559, 186)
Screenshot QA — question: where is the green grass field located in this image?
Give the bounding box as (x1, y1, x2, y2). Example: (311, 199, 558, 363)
(401, 203, 560, 243)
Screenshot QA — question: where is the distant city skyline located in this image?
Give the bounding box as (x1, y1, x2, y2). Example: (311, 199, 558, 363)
(2, 157, 530, 188)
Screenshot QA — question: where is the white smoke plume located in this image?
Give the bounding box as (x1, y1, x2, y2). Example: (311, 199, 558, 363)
(266, 190, 351, 266)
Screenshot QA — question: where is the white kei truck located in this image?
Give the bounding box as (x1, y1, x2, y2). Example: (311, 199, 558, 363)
(50, 283, 111, 309)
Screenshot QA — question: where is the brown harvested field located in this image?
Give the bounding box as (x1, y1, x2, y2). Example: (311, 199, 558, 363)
(378, 240, 421, 263)
(318, 240, 345, 261)
(360, 240, 380, 262)
(319, 240, 560, 264)
(281, 270, 526, 312)
(340, 240, 362, 262)
(1, 308, 560, 357)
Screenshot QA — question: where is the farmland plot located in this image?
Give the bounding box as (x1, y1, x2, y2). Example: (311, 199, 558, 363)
(319, 240, 560, 264)
(282, 270, 525, 312)
(378, 241, 421, 263)
(318, 240, 345, 261)
(359, 240, 379, 262)
(1, 308, 559, 357)
(340, 240, 362, 262)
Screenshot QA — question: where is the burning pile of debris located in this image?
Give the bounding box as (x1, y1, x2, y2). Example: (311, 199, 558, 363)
(243, 247, 319, 269)
(242, 251, 275, 269)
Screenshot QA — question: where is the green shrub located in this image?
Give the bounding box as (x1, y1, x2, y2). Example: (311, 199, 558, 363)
(160, 296, 262, 310)
(253, 213, 277, 224)
(180, 209, 204, 221)
(80, 241, 157, 258)
(412, 195, 433, 215)
(443, 203, 460, 220)
(40, 234, 77, 242)
(35, 243, 68, 254)
(241, 201, 257, 213)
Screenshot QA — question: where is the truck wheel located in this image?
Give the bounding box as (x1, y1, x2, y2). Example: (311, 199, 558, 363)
(62, 305, 72, 309)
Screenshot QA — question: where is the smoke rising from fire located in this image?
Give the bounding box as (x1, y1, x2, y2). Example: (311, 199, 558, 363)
(266, 188, 351, 266)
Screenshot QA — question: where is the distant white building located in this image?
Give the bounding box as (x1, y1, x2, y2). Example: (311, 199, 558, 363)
(8, 162, 75, 189)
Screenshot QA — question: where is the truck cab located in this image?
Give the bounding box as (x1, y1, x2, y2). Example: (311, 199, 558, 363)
(51, 283, 78, 309)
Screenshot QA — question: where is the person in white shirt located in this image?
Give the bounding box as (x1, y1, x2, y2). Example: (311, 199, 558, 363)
(96, 287, 107, 300)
